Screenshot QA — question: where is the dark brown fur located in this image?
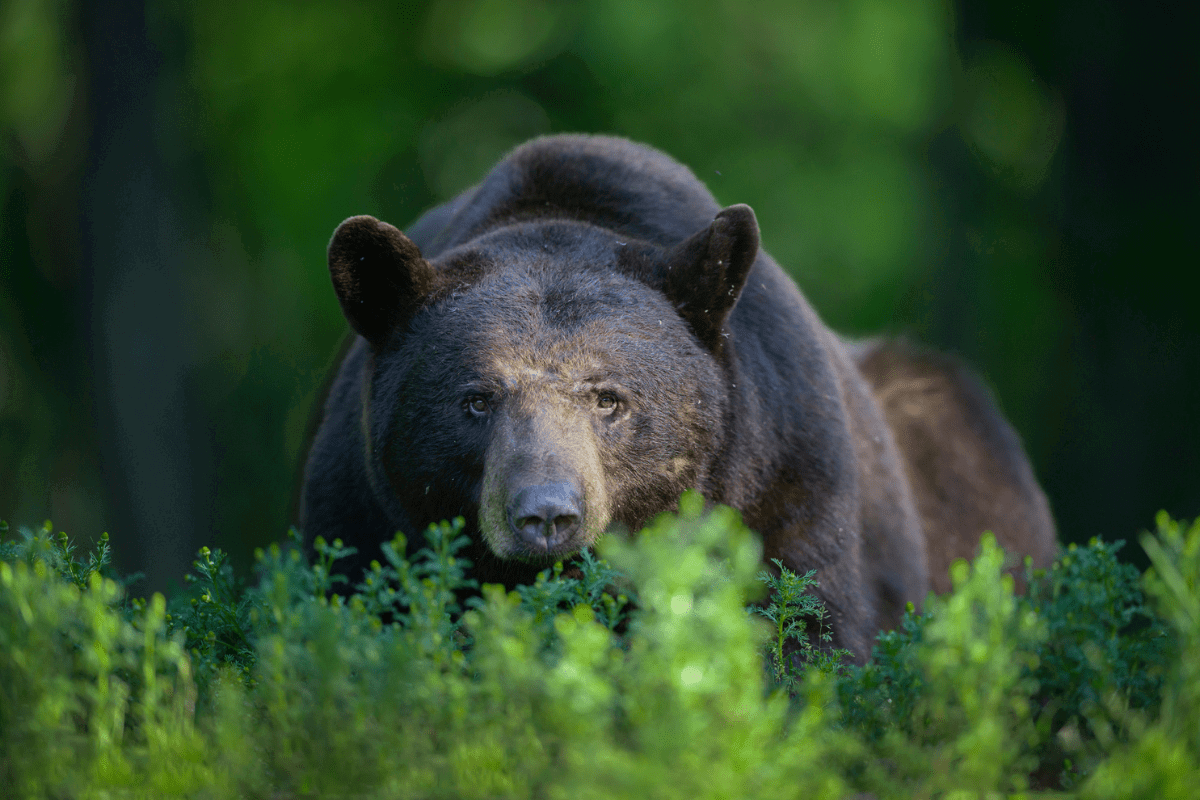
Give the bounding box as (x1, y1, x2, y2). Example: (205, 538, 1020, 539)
(300, 135, 1057, 659)
(851, 338, 1057, 593)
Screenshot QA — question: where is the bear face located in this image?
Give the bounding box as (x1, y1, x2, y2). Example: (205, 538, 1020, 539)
(358, 221, 731, 565)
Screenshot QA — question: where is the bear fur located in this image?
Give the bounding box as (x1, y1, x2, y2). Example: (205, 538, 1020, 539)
(300, 134, 1056, 658)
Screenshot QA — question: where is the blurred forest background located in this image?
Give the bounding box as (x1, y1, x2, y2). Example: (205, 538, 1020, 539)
(1, 0, 1196, 592)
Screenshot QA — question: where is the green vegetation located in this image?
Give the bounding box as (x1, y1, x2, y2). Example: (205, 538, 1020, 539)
(2, 503, 1198, 798)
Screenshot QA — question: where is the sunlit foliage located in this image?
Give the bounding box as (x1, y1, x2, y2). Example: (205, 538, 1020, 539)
(2, 508, 1197, 797)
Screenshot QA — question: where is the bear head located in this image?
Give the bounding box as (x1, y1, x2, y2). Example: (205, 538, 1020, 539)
(325, 206, 758, 565)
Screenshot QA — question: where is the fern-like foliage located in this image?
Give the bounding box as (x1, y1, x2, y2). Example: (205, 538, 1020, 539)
(2, 506, 1198, 798)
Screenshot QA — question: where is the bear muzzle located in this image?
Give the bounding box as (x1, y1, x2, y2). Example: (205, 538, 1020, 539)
(478, 403, 612, 561)
(506, 480, 585, 554)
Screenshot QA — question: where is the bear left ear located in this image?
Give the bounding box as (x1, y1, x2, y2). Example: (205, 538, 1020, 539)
(661, 204, 759, 353)
(327, 215, 437, 348)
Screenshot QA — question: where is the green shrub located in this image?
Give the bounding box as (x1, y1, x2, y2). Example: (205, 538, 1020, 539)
(754, 558, 853, 692)
(0, 523, 206, 797)
(1079, 513, 1200, 799)
(2, 506, 1198, 798)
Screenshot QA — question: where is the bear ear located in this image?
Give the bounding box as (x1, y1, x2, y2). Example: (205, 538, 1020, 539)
(327, 215, 437, 347)
(661, 204, 759, 353)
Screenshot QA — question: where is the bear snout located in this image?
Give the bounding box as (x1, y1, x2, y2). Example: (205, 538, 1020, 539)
(506, 481, 584, 554)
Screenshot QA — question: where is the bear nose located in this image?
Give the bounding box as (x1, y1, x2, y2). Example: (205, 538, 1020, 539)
(507, 482, 583, 552)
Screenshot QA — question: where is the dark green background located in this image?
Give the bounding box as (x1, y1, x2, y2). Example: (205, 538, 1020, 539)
(1, 0, 1195, 591)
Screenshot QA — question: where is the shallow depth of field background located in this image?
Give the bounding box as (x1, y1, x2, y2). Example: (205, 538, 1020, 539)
(1, 0, 1196, 592)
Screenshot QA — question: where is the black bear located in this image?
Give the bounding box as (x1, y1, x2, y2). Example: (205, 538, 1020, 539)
(300, 134, 1056, 658)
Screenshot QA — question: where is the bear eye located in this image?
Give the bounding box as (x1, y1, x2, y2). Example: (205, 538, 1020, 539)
(466, 395, 490, 417)
(597, 392, 618, 411)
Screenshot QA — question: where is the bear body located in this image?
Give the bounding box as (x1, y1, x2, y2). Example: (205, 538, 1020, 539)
(300, 135, 1056, 657)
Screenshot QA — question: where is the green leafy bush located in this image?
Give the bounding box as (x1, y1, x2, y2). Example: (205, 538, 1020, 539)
(0, 522, 205, 797)
(754, 558, 853, 691)
(2, 507, 1198, 798)
(1080, 513, 1200, 798)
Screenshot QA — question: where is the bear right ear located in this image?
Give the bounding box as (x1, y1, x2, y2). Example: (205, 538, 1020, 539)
(327, 215, 436, 347)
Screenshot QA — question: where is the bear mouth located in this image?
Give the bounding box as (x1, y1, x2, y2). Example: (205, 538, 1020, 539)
(505, 512, 588, 562)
